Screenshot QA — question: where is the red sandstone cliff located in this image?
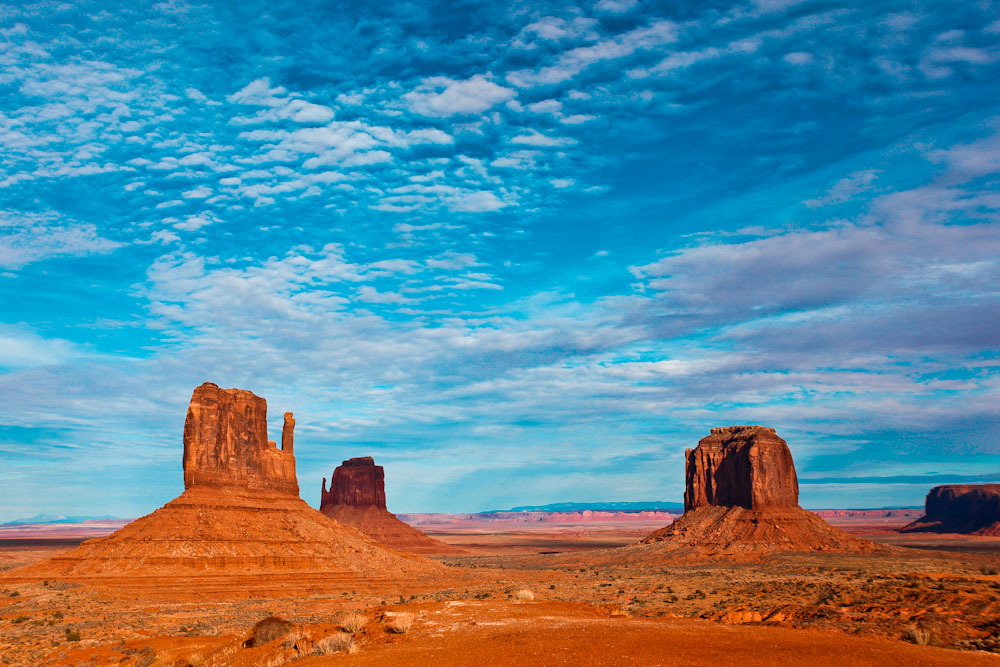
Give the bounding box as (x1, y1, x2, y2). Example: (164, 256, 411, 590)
(901, 484, 1000, 535)
(684, 426, 797, 511)
(320, 457, 464, 555)
(321, 456, 386, 509)
(182, 382, 297, 495)
(4, 383, 447, 593)
(641, 426, 877, 557)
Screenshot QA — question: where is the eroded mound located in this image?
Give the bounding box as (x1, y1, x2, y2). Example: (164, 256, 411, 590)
(640, 505, 879, 555)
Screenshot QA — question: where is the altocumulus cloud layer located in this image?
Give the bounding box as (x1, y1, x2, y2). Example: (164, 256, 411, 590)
(1, 0, 998, 519)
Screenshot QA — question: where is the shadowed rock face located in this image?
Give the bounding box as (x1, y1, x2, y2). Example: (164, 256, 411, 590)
(902, 484, 1000, 535)
(182, 382, 298, 495)
(321, 457, 386, 510)
(684, 425, 798, 512)
(319, 456, 464, 555)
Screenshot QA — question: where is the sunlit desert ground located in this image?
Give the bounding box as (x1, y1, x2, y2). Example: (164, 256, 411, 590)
(2, 511, 999, 666)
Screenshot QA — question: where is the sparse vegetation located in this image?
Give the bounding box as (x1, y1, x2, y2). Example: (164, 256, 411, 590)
(904, 627, 933, 646)
(9, 591, 19, 597)
(314, 632, 356, 655)
(981, 566, 999, 575)
(65, 628, 81, 642)
(12, 615, 29, 624)
(385, 612, 414, 634)
(248, 615, 293, 647)
(340, 612, 367, 634)
(514, 589, 535, 601)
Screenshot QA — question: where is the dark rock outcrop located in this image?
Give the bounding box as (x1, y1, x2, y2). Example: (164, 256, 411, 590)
(321, 457, 386, 510)
(684, 426, 798, 511)
(182, 382, 297, 495)
(320, 457, 463, 555)
(901, 484, 1000, 535)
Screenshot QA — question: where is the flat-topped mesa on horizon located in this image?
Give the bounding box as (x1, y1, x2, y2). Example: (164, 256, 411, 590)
(320, 456, 464, 556)
(901, 484, 1000, 535)
(182, 382, 298, 495)
(321, 456, 386, 510)
(639, 425, 877, 558)
(684, 425, 798, 512)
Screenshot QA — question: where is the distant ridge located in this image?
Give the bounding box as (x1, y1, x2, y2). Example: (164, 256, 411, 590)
(483, 501, 684, 513)
(1, 514, 122, 526)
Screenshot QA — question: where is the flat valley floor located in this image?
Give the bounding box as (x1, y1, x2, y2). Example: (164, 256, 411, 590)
(1, 514, 999, 666)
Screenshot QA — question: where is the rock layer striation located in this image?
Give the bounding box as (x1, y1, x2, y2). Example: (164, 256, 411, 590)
(901, 484, 1000, 535)
(320, 457, 463, 555)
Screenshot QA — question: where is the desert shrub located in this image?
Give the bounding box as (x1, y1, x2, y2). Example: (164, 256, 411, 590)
(248, 615, 294, 647)
(65, 628, 81, 642)
(51, 611, 64, 620)
(385, 612, 414, 634)
(12, 616, 29, 624)
(340, 612, 367, 634)
(314, 632, 355, 655)
(9, 591, 19, 597)
(904, 627, 933, 646)
(982, 567, 999, 576)
(514, 589, 535, 601)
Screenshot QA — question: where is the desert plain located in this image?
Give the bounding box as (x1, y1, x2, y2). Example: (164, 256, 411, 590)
(1, 388, 998, 667)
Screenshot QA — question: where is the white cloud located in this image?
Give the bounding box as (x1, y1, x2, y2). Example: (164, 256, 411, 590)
(507, 19, 678, 87)
(510, 130, 578, 147)
(804, 169, 880, 207)
(403, 74, 515, 117)
(0, 212, 121, 269)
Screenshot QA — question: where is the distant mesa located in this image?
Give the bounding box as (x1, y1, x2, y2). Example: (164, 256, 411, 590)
(321, 457, 465, 555)
(2, 382, 447, 597)
(640, 426, 878, 556)
(322, 456, 386, 509)
(901, 484, 1000, 535)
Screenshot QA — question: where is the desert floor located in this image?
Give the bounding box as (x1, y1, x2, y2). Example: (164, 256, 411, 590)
(1, 514, 999, 666)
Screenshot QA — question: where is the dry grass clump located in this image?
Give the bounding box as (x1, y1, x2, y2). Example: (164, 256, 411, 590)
(340, 612, 368, 634)
(514, 589, 535, 601)
(385, 612, 414, 634)
(249, 616, 294, 647)
(314, 632, 357, 655)
(904, 627, 934, 646)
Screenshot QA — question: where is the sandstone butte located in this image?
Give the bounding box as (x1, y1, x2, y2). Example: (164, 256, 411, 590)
(901, 483, 1000, 535)
(320, 457, 465, 555)
(638, 426, 879, 557)
(1, 382, 450, 598)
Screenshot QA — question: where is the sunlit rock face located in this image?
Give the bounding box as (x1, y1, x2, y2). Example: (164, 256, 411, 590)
(182, 382, 298, 495)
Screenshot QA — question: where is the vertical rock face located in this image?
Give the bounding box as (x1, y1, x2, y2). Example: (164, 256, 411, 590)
(902, 484, 1000, 535)
(182, 382, 298, 495)
(319, 456, 464, 555)
(684, 426, 798, 512)
(640, 425, 877, 556)
(321, 457, 386, 510)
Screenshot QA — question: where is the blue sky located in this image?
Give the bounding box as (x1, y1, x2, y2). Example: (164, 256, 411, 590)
(1, 0, 999, 519)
